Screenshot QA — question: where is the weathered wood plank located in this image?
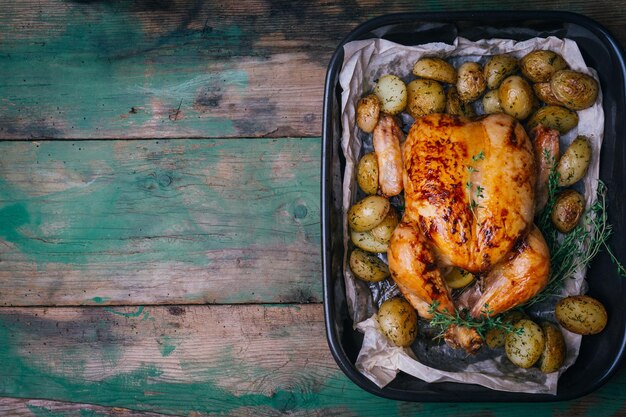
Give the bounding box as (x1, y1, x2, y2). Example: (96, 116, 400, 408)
(0, 305, 624, 417)
(0, 138, 320, 306)
(0, 398, 173, 417)
(1, 0, 625, 139)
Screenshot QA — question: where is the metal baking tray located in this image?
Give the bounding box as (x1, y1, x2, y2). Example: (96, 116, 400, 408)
(321, 11, 626, 401)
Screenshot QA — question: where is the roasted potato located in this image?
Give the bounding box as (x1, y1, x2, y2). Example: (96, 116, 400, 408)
(356, 94, 381, 133)
(520, 50, 568, 82)
(349, 249, 389, 282)
(351, 230, 388, 253)
(484, 54, 519, 89)
(550, 70, 599, 110)
(499, 75, 534, 120)
(377, 297, 418, 347)
(482, 89, 504, 114)
(533, 82, 563, 106)
(456, 62, 487, 102)
(538, 322, 566, 373)
(370, 206, 399, 244)
(526, 105, 579, 134)
(374, 74, 407, 115)
(412, 57, 457, 84)
(551, 189, 585, 233)
(555, 295, 608, 335)
(406, 79, 446, 119)
(446, 86, 476, 117)
(484, 310, 528, 349)
(557, 135, 592, 187)
(505, 319, 545, 368)
(356, 152, 379, 195)
(444, 267, 475, 289)
(348, 195, 390, 232)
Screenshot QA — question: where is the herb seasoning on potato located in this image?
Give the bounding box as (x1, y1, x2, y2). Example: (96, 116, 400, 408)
(377, 297, 418, 347)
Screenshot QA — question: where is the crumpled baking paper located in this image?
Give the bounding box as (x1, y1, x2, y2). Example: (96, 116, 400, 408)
(339, 36, 604, 394)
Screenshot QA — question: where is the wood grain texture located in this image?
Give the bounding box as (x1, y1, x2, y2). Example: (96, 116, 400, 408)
(0, 304, 624, 417)
(0, 138, 320, 306)
(1, 0, 625, 139)
(0, 398, 172, 417)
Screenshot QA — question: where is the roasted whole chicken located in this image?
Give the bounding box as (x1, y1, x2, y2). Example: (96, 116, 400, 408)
(375, 113, 551, 353)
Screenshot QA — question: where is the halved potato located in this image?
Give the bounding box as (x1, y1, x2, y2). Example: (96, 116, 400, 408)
(505, 319, 545, 368)
(538, 322, 566, 373)
(412, 57, 457, 84)
(555, 295, 608, 335)
(485, 310, 528, 349)
(374, 74, 407, 115)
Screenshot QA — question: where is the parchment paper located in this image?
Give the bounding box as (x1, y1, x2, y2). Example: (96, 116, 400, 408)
(339, 36, 604, 394)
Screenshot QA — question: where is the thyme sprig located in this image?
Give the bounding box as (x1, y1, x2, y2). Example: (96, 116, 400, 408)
(466, 151, 486, 218)
(427, 301, 522, 339)
(529, 157, 626, 305)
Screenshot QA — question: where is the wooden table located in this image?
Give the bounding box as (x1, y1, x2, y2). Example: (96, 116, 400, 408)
(1, 1, 625, 415)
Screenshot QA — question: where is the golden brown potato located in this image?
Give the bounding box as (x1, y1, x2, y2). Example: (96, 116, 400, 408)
(377, 297, 418, 347)
(505, 319, 545, 368)
(533, 82, 564, 106)
(348, 195, 390, 232)
(482, 89, 504, 114)
(374, 74, 407, 115)
(556, 295, 608, 335)
(456, 62, 487, 102)
(484, 310, 528, 349)
(499, 75, 535, 120)
(538, 322, 566, 373)
(520, 50, 569, 82)
(349, 249, 389, 282)
(446, 86, 476, 117)
(351, 230, 388, 253)
(526, 105, 579, 134)
(557, 135, 592, 187)
(370, 206, 399, 244)
(484, 54, 519, 89)
(356, 94, 381, 133)
(356, 152, 379, 195)
(406, 79, 446, 119)
(550, 70, 599, 110)
(551, 189, 585, 233)
(412, 57, 457, 84)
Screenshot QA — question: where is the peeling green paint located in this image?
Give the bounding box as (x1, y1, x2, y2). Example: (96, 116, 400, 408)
(157, 335, 177, 357)
(90, 297, 110, 304)
(104, 306, 145, 318)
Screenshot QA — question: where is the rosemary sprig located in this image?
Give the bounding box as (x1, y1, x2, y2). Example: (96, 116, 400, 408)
(427, 301, 522, 339)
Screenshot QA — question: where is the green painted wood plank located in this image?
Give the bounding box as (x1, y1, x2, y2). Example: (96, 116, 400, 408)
(0, 138, 321, 306)
(0, 305, 624, 417)
(0, 398, 172, 417)
(1, 1, 625, 139)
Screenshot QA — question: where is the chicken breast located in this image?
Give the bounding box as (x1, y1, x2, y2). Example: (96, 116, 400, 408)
(402, 113, 536, 272)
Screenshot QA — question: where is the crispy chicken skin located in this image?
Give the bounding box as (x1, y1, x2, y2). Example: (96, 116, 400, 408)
(373, 114, 404, 197)
(402, 113, 536, 273)
(386, 113, 550, 352)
